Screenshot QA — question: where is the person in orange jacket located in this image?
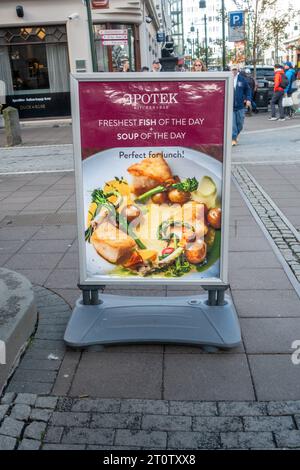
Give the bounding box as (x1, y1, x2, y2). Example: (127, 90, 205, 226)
(269, 64, 286, 121)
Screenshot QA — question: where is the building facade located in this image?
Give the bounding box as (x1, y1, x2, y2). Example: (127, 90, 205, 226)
(183, 0, 224, 65)
(0, 0, 167, 119)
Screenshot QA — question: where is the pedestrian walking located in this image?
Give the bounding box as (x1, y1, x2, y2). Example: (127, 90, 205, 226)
(283, 61, 296, 118)
(191, 59, 206, 72)
(231, 65, 251, 146)
(269, 64, 286, 121)
(121, 60, 131, 72)
(151, 59, 161, 72)
(242, 68, 258, 115)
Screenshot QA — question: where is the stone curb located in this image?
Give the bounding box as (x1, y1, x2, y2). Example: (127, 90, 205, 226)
(0, 268, 37, 394)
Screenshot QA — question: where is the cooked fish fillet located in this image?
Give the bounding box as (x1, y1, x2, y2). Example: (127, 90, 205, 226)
(91, 221, 136, 264)
(128, 154, 172, 195)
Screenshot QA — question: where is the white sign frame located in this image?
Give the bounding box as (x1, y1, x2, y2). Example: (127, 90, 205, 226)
(71, 72, 233, 286)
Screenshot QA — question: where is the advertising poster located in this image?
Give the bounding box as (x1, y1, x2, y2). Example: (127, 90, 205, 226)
(72, 74, 232, 285)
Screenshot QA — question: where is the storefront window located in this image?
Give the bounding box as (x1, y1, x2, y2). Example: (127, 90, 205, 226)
(0, 26, 70, 118)
(111, 25, 135, 71)
(10, 44, 49, 93)
(94, 24, 135, 72)
(0, 26, 69, 95)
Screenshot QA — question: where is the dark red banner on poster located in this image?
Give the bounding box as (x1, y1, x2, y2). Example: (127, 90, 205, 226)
(79, 81, 225, 161)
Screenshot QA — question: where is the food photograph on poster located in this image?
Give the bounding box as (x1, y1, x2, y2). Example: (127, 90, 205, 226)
(73, 75, 231, 284)
(83, 147, 222, 279)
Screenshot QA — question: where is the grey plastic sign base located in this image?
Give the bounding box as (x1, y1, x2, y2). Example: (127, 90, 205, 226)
(64, 294, 241, 349)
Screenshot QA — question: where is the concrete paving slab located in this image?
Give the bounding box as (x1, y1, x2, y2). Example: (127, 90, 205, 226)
(249, 355, 300, 400)
(32, 226, 77, 240)
(12, 269, 52, 285)
(44, 269, 79, 289)
(69, 352, 163, 399)
(52, 351, 81, 396)
(5, 253, 64, 270)
(232, 289, 300, 318)
(229, 251, 281, 270)
(0, 226, 38, 241)
(229, 268, 293, 290)
(164, 342, 245, 354)
(49, 288, 81, 308)
(19, 239, 73, 254)
(229, 237, 272, 252)
(163, 354, 255, 401)
(56, 253, 79, 269)
(241, 318, 300, 353)
(0, 240, 29, 253)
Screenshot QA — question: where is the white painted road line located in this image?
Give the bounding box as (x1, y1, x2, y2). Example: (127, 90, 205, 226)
(243, 124, 300, 135)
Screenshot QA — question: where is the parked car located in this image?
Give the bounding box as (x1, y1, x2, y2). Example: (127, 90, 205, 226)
(247, 65, 274, 102)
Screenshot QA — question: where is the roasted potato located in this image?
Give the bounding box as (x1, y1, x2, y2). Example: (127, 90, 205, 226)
(168, 188, 190, 204)
(151, 192, 168, 204)
(185, 240, 207, 264)
(207, 208, 221, 229)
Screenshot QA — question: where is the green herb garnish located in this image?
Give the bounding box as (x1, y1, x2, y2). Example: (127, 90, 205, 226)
(135, 177, 199, 204)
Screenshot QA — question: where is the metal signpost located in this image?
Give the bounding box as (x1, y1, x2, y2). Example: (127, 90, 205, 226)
(228, 11, 245, 43)
(64, 72, 241, 349)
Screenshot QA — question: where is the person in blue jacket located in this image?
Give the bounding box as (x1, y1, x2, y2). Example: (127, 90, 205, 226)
(284, 61, 296, 118)
(231, 64, 251, 146)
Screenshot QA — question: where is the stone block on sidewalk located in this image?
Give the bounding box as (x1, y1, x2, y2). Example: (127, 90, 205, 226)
(30, 408, 52, 422)
(0, 404, 9, 421)
(0, 392, 16, 405)
(10, 404, 31, 421)
(3, 107, 22, 146)
(0, 417, 24, 438)
(44, 426, 64, 444)
(18, 439, 40, 450)
(221, 431, 275, 449)
(15, 393, 37, 406)
(0, 435, 17, 450)
(23, 421, 47, 440)
(35, 396, 58, 410)
(274, 430, 300, 448)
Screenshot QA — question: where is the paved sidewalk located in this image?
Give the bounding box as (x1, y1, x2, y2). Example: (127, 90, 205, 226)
(0, 123, 72, 148)
(0, 119, 300, 449)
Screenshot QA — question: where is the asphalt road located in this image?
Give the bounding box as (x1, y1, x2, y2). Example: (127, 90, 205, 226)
(233, 123, 300, 164)
(0, 115, 300, 174)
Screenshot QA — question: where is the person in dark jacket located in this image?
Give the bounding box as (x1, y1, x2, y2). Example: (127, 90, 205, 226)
(231, 65, 251, 146)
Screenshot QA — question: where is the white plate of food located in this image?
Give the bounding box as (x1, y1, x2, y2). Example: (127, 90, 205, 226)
(82, 146, 222, 279)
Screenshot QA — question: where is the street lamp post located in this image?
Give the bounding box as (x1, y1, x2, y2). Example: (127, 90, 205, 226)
(221, 0, 226, 70)
(204, 14, 208, 68)
(199, 1, 208, 69)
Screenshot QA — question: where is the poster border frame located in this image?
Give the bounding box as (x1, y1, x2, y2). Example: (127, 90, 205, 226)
(70, 71, 233, 286)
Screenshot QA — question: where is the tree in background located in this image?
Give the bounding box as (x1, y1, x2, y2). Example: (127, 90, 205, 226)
(233, 0, 299, 77)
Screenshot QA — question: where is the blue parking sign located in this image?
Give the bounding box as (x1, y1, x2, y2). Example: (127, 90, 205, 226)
(229, 11, 244, 27)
